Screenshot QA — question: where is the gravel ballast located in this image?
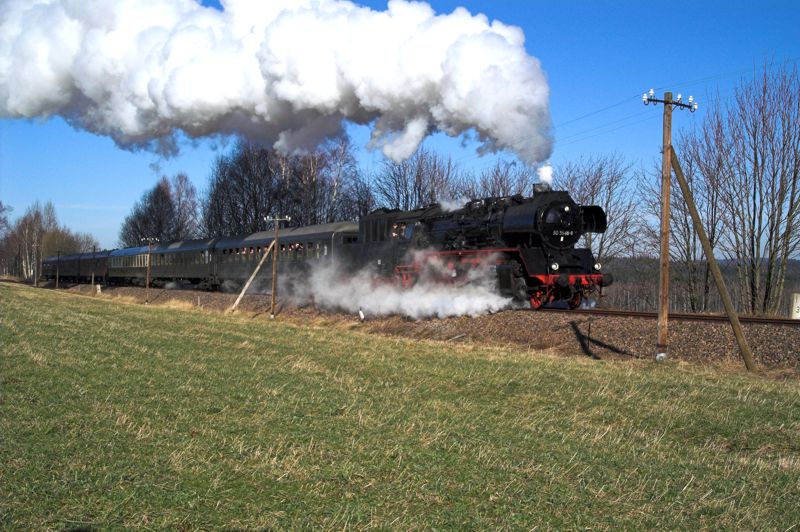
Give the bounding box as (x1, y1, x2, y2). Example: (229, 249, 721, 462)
(63, 283, 800, 370)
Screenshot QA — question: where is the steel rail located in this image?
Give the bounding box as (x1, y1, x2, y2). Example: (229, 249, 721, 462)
(540, 307, 800, 326)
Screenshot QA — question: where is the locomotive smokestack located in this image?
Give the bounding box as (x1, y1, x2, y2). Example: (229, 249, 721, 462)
(0, 0, 552, 164)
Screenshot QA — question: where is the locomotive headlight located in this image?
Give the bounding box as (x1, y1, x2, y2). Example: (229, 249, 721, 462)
(550, 262, 560, 271)
(594, 262, 602, 271)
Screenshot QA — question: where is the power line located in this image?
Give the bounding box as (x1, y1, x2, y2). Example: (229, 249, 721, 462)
(555, 109, 652, 142)
(556, 114, 661, 148)
(554, 93, 642, 129)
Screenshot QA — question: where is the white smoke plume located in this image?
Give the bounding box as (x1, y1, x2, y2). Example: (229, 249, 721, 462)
(286, 252, 511, 319)
(0, 0, 552, 163)
(537, 163, 553, 185)
(439, 196, 470, 212)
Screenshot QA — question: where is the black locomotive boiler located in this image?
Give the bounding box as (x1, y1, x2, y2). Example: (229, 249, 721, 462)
(41, 188, 611, 310)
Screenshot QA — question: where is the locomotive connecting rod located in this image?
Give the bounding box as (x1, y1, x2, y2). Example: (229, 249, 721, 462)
(670, 150, 755, 371)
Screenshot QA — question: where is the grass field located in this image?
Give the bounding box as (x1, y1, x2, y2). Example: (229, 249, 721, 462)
(1, 282, 799, 530)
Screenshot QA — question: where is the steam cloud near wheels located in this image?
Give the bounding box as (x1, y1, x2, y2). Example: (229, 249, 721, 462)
(289, 252, 513, 319)
(0, 0, 552, 163)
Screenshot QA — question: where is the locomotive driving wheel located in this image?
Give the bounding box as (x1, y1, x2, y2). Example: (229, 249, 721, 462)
(529, 290, 546, 309)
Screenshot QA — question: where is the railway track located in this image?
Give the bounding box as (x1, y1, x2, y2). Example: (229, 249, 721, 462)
(541, 307, 800, 326)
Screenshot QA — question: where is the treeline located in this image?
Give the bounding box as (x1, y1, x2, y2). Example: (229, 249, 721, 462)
(116, 138, 550, 246)
(0, 201, 99, 280)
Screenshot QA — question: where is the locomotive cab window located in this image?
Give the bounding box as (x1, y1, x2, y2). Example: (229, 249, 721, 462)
(391, 222, 407, 239)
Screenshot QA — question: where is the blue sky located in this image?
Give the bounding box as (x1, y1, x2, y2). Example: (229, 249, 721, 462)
(2, 0, 799, 249)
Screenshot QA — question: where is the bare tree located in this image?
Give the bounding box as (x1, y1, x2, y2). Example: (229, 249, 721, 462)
(201, 136, 365, 236)
(637, 150, 719, 313)
(171, 173, 200, 240)
(119, 173, 201, 246)
(119, 178, 175, 247)
(708, 64, 800, 315)
(202, 142, 280, 237)
(675, 107, 727, 312)
(0, 201, 10, 237)
(279, 137, 362, 226)
(372, 148, 461, 210)
(458, 161, 536, 199)
(343, 174, 376, 220)
(0, 201, 98, 279)
(42, 228, 98, 255)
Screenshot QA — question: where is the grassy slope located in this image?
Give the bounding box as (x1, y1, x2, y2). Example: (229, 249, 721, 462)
(1, 283, 799, 530)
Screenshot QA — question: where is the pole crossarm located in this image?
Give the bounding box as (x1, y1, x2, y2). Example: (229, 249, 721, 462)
(643, 88, 698, 111)
(228, 239, 276, 313)
(670, 150, 755, 371)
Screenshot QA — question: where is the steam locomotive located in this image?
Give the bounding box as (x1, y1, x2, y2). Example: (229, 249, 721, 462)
(41, 188, 611, 309)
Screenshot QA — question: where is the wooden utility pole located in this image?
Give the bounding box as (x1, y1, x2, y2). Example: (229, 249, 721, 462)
(670, 150, 755, 371)
(657, 92, 673, 360)
(91, 245, 96, 288)
(142, 237, 159, 304)
(56, 250, 60, 290)
(643, 89, 697, 361)
(32, 243, 39, 288)
(266, 216, 291, 319)
(228, 240, 276, 313)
